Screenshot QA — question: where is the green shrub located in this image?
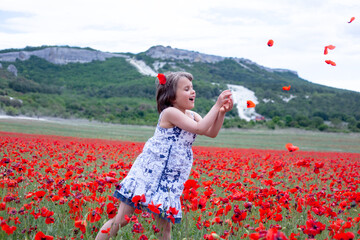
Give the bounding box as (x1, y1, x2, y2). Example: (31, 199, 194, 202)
(5, 106, 20, 116)
(318, 123, 328, 131)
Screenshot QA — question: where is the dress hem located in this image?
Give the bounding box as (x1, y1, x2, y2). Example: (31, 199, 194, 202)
(113, 190, 182, 224)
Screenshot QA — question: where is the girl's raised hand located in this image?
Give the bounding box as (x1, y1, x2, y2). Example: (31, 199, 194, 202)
(216, 90, 232, 108)
(220, 96, 233, 113)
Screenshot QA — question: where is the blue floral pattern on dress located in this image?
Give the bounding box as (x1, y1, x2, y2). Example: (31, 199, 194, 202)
(113, 111, 197, 223)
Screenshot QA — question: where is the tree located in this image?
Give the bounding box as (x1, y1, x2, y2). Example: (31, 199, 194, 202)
(311, 116, 324, 128)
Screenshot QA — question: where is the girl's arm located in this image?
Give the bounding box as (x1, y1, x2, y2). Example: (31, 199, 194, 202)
(161, 90, 232, 135)
(195, 97, 233, 138)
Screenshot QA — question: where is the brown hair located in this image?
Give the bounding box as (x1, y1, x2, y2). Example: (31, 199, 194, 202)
(156, 72, 193, 113)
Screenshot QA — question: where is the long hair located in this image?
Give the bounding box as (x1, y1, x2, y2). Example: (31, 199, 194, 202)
(156, 72, 193, 113)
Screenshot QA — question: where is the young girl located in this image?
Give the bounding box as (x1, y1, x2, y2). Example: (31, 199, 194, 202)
(96, 72, 233, 240)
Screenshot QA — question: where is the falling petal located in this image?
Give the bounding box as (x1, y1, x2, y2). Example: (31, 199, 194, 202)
(348, 17, 355, 23)
(282, 85, 291, 91)
(247, 100, 256, 108)
(324, 47, 328, 55)
(267, 39, 274, 47)
(285, 143, 299, 152)
(324, 45, 335, 55)
(325, 60, 336, 66)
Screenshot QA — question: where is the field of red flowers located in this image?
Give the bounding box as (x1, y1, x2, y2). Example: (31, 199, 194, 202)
(1, 132, 359, 240)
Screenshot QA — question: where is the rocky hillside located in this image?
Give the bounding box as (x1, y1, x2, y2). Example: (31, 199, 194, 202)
(145, 45, 298, 75)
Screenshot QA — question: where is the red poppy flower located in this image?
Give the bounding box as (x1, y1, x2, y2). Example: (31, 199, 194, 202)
(247, 100, 256, 108)
(106, 202, 117, 218)
(1, 223, 17, 235)
(30, 209, 41, 219)
(139, 234, 148, 240)
(132, 194, 146, 207)
(339, 200, 348, 210)
(157, 73, 166, 85)
(166, 207, 179, 216)
(65, 170, 73, 180)
(45, 217, 55, 224)
(244, 202, 252, 210)
(40, 207, 54, 218)
(152, 224, 160, 233)
(273, 213, 283, 222)
(101, 228, 111, 234)
(266, 228, 289, 240)
(166, 207, 179, 224)
(58, 184, 71, 197)
(35, 231, 54, 240)
(231, 205, 247, 223)
(334, 232, 355, 240)
(184, 179, 200, 190)
(34, 191, 46, 198)
(74, 220, 87, 233)
(249, 232, 260, 240)
(299, 218, 326, 237)
(132, 223, 144, 233)
(0, 202, 5, 211)
(50, 195, 60, 202)
(147, 200, 162, 214)
(314, 162, 324, 174)
(267, 39, 274, 47)
(87, 209, 102, 223)
(117, 214, 129, 224)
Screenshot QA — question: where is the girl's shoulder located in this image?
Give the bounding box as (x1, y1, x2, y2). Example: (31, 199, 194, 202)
(162, 108, 200, 121)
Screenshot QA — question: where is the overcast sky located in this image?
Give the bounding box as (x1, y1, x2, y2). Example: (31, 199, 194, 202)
(0, 0, 359, 92)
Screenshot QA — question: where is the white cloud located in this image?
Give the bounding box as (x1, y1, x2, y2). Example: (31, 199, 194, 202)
(0, 0, 359, 92)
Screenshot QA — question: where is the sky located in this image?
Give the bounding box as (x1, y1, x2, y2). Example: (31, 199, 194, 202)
(0, 0, 359, 92)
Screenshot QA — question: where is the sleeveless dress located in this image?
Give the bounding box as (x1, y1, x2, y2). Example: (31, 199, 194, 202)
(113, 111, 197, 223)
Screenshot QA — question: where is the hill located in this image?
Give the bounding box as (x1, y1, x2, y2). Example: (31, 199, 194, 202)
(0, 45, 359, 132)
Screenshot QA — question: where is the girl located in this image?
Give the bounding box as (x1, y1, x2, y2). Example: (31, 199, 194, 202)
(96, 72, 233, 240)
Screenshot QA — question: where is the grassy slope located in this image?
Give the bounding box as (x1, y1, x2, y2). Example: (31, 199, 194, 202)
(1, 118, 360, 153)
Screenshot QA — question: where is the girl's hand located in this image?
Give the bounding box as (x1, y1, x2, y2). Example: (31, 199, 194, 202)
(220, 96, 233, 113)
(216, 90, 232, 109)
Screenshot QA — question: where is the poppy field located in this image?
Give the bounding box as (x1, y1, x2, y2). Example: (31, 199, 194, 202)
(1, 131, 359, 240)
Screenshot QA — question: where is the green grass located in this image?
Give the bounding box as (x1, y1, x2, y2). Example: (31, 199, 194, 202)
(1, 117, 360, 153)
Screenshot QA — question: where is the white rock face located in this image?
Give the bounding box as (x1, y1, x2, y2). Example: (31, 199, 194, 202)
(9, 96, 23, 104)
(7, 64, 18, 76)
(227, 84, 262, 121)
(280, 94, 296, 102)
(126, 58, 157, 76)
(263, 98, 275, 103)
(153, 61, 167, 72)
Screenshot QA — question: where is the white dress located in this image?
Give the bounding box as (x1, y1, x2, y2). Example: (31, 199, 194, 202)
(114, 112, 197, 223)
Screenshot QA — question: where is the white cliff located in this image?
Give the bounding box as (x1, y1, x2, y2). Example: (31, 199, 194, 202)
(126, 58, 157, 76)
(227, 84, 262, 121)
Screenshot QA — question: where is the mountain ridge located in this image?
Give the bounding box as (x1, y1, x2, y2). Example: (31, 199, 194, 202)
(0, 45, 299, 78)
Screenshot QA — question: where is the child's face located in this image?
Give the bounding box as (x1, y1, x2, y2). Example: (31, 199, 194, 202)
(172, 77, 196, 112)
